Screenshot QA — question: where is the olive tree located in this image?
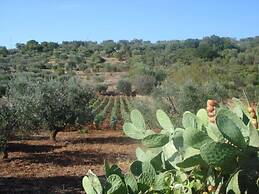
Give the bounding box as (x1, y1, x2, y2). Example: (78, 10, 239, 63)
(39, 78, 94, 141)
(8, 75, 95, 141)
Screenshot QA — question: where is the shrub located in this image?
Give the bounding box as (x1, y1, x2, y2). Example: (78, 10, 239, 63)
(206, 81, 228, 101)
(178, 80, 207, 113)
(117, 79, 132, 96)
(95, 83, 108, 94)
(133, 75, 156, 95)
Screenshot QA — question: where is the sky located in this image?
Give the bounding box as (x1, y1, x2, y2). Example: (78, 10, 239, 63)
(1, 0, 259, 48)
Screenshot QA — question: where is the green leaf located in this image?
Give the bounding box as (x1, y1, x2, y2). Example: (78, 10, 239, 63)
(142, 134, 169, 148)
(107, 174, 127, 194)
(216, 108, 247, 148)
(183, 128, 212, 149)
(130, 109, 146, 131)
(226, 170, 241, 194)
(156, 109, 174, 133)
(123, 122, 145, 139)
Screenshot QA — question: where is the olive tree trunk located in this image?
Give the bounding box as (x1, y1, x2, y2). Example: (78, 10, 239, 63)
(49, 127, 63, 141)
(0, 147, 8, 160)
(50, 130, 58, 141)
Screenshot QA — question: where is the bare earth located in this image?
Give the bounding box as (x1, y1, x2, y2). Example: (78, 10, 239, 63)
(0, 130, 138, 194)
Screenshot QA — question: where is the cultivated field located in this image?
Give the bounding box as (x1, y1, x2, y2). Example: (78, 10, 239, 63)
(0, 130, 138, 193)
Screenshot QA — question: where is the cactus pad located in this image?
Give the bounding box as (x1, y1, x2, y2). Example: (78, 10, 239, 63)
(216, 108, 247, 148)
(156, 109, 174, 133)
(200, 141, 238, 168)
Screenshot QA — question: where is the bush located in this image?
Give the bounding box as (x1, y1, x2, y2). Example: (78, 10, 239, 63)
(95, 83, 108, 94)
(117, 79, 132, 96)
(178, 80, 207, 113)
(134, 75, 156, 95)
(206, 81, 228, 101)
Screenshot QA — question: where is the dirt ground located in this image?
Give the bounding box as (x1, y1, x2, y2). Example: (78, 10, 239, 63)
(0, 130, 138, 194)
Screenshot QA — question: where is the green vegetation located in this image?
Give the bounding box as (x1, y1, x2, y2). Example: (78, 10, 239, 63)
(1, 36, 258, 101)
(0, 76, 94, 158)
(110, 97, 119, 129)
(117, 79, 132, 96)
(83, 99, 259, 194)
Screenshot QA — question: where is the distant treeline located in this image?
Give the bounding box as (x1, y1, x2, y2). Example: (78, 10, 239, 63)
(0, 35, 258, 100)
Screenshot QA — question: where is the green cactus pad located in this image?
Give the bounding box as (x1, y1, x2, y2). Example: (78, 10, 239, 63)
(182, 111, 198, 129)
(226, 170, 241, 194)
(183, 128, 212, 149)
(163, 140, 177, 161)
(216, 108, 247, 148)
(196, 108, 209, 127)
(124, 173, 138, 193)
(130, 160, 142, 177)
(123, 122, 145, 139)
(142, 134, 169, 148)
(82, 176, 97, 194)
(200, 141, 238, 168)
(153, 171, 172, 191)
(139, 162, 157, 186)
(130, 109, 146, 131)
(82, 170, 102, 194)
(176, 147, 205, 169)
(248, 122, 259, 148)
(156, 109, 174, 133)
(107, 174, 127, 194)
(206, 123, 224, 142)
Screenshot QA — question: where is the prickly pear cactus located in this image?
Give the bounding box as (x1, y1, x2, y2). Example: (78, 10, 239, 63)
(84, 100, 259, 194)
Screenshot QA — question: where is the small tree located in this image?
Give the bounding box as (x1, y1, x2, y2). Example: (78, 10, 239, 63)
(8, 75, 95, 141)
(117, 79, 132, 96)
(39, 78, 94, 141)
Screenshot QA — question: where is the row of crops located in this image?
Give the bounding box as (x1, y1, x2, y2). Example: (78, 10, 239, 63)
(90, 95, 135, 129)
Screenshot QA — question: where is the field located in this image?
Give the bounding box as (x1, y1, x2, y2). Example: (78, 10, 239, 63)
(0, 130, 138, 193)
(90, 95, 136, 130)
